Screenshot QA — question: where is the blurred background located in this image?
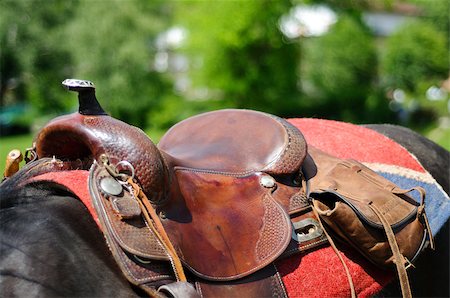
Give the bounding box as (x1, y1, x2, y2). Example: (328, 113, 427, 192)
(1, 0, 449, 170)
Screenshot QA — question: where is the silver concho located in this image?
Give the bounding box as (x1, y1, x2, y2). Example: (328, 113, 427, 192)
(100, 176, 123, 196)
(260, 175, 276, 188)
(62, 79, 95, 89)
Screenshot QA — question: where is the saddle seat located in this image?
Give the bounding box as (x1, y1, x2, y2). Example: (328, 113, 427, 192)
(158, 109, 307, 175)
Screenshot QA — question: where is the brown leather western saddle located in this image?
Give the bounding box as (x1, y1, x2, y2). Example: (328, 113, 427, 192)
(26, 80, 433, 298)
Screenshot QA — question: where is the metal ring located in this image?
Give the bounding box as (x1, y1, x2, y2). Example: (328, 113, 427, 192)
(133, 255, 152, 264)
(116, 160, 135, 180)
(24, 147, 37, 163)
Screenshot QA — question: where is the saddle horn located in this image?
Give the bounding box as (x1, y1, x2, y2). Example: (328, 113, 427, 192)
(34, 79, 169, 204)
(62, 79, 107, 116)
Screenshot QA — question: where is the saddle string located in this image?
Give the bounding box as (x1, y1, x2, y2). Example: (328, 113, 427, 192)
(368, 203, 412, 298)
(311, 203, 356, 298)
(397, 187, 434, 250)
(127, 178, 187, 282)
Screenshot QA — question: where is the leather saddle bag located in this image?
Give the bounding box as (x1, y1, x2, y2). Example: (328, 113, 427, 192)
(309, 157, 434, 297)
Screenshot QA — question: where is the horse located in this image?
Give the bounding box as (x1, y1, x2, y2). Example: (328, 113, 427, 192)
(1, 80, 449, 297)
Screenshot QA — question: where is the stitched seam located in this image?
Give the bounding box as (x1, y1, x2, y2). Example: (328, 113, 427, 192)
(263, 114, 292, 169)
(264, 114, 292, 169)
(174, 166, 257, 177)
(195, 281, 203, 298)
(272, 263, 289, 298)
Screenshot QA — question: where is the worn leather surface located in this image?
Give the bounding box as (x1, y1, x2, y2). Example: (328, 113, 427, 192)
(90, 164, 169, 260)
(195, 264, 287, 298)
(35, 113, 169, 204)
(31, 108, 319, 296)
(89, 162, 175, 296)
(307, 147, 429, 269)
(159, 169, 292, 280)
(32, 108, 432, 296)
(156, 110, 316, 280)
(158, 109, 307, 175)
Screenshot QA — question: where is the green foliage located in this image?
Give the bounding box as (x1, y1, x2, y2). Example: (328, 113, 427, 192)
(65, 1, 174, 127)
(0, 0, 447, 137)
(382, 20, 448, 93)
(411, 0, 449, 36)
(1, 0, 174, 128)
(147, 96, 229, 130)
(174, 0, 301, 116)
(0, 0, 77, 113)
(302, 15, 378, 121)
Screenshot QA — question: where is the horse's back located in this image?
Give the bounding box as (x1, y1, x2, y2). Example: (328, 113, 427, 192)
(0, 183, 137, 297)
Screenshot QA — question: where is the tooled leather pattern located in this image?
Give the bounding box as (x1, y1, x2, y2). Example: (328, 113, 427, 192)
(264, 115, 307, 175)
(256, 194, 291, 262)
(91, 164, 169, 260)
(85, 116, 169, 204)
(289, 192, 309, 212)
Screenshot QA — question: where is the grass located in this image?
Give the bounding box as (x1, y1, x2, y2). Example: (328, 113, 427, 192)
(1, 124, 449, 177)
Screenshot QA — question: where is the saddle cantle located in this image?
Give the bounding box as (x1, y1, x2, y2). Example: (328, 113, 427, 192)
(20, 79, 433, 298)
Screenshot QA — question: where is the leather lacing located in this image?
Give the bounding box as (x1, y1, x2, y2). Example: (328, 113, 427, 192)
(127, 178, 187, 283)
(311, 205, 357, 298)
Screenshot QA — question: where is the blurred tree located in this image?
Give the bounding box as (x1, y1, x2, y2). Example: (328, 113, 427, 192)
(382, 20, 448, 93)
(0, 0, 77, 113)
(411, 0, 449, 37)
(174, 0, 301, 117)
(302, 15, 378, 121)
(66, 0, 173, 127)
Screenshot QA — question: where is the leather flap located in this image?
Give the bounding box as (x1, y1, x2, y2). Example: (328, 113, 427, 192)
(312, 161, 418, 229)
(160, 170, 292, 281)
(89, 163, 170, 260)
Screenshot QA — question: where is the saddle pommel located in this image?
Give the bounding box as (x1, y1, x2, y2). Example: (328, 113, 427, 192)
(34, 79, 169, 203)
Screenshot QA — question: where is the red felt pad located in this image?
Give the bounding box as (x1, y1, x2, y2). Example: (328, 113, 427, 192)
(32, 170, 100, 227)
(276, 246, 392, 298)
(289, 118, 425, 173)
(277, 118, 425, 297)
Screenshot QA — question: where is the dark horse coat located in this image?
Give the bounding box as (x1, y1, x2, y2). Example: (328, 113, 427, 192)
(0, 124, 448, 297)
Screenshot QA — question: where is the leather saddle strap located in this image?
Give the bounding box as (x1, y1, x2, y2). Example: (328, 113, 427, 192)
(393, 186, 435, 250)
(195, 263, 288, 297)
(311, 203, 356, 298)
(128, 178, 187, 282)
(368, 202, 412, 298)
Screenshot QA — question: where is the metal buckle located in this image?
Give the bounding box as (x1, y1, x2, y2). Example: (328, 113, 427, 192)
(292, 218, 323, 243)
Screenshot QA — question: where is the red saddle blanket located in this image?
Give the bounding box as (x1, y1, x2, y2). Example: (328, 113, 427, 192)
(34, 118, 434, 297)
